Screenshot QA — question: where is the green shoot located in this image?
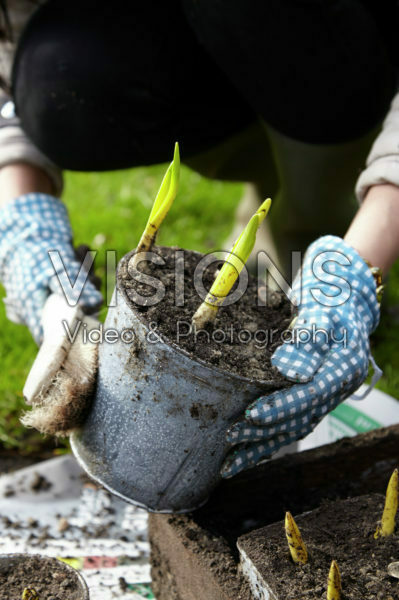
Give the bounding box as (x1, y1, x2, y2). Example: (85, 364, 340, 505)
(131, 142, 180, 269)
(192, 198, 271, 329)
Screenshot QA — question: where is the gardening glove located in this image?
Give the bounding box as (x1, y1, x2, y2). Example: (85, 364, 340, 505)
(221, 235, 381, 478)
(0, 193, 103, 344)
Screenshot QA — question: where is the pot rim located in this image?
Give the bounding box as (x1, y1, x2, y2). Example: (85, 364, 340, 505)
(0, 553, 90, 599)
(118, 247, 284, 389)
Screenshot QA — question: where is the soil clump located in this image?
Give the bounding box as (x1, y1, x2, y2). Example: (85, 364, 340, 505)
(121, 246, 292, 381)
(0, 555, 83, 599)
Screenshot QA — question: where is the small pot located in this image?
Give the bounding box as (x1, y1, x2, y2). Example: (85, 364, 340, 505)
(71, 249, 281, 512)
(0, 554, 89, 599)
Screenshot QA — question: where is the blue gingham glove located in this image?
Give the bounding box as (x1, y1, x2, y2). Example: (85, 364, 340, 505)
(221, 235, 381, 478)
(0, 193, 102, 344)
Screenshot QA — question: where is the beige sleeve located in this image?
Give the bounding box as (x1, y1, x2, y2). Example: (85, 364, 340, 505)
(356, 92, 399, 203)
(0, 0, 63, 196)
(0, 121, 63, 195)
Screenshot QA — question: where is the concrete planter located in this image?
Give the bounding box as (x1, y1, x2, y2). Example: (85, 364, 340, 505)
(149, 424, 399, 600)
(238, 493, 391, 600)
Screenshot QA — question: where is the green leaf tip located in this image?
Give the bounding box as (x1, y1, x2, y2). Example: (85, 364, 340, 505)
(192, 197, 272, 328)
(133, 143, 180, 266)
(149, 141, 180, 227)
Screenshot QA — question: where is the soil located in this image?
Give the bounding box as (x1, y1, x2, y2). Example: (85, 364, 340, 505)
(149, 425, 399, 600)
(0, 555, 83, 599)
(2, 471, 53, 499)
(120, 246, 293, 381)
(191, 425, 399, 553)
(238, 493, 399, 600)
(30, 472, 52, 492)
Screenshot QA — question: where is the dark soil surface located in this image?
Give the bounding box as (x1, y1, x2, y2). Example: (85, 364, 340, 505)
(0, 555, 83, 599)
(192, 427, 399, 551)
(120, 246, 292, 381)
(238, 493, 399, 600)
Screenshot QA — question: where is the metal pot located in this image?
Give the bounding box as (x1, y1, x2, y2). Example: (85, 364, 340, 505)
(71, 249, 280, 512)
(0, 554, 89, 599)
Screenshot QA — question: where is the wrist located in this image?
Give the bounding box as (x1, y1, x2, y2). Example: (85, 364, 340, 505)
(0, 163, 54, 208)
(345, 183, 399, 275)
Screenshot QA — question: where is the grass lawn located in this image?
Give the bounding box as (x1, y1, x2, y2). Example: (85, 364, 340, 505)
(0, 164, 398, 452)
(0, 164, 243, 451)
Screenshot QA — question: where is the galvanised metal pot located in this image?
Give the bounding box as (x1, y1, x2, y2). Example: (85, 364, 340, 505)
(0, 554, 89, 599)
(71, 249, 280, 513)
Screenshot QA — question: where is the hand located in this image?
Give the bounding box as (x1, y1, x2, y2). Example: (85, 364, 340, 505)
(221, 235, 381, 478)
(0, 193, 102, 344)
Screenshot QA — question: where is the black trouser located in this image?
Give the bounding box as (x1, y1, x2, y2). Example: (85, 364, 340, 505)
(12, 0, 398, 171)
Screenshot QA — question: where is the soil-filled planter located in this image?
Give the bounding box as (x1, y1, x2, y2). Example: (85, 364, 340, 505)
(238, 493, 398, 600)
(0, 554, 89, 600)
(71, 247, 291, 512)
(149, 424, 399, 600)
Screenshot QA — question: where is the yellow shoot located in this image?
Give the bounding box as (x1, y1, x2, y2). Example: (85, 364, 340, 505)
(192, 198, 271, 329)
(285, 511, 308, 565)
(375, 468, 399, 538)
(327, 560, 342, 600)
(131, 142, 180, 269)
(22, 589, 39, 600)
